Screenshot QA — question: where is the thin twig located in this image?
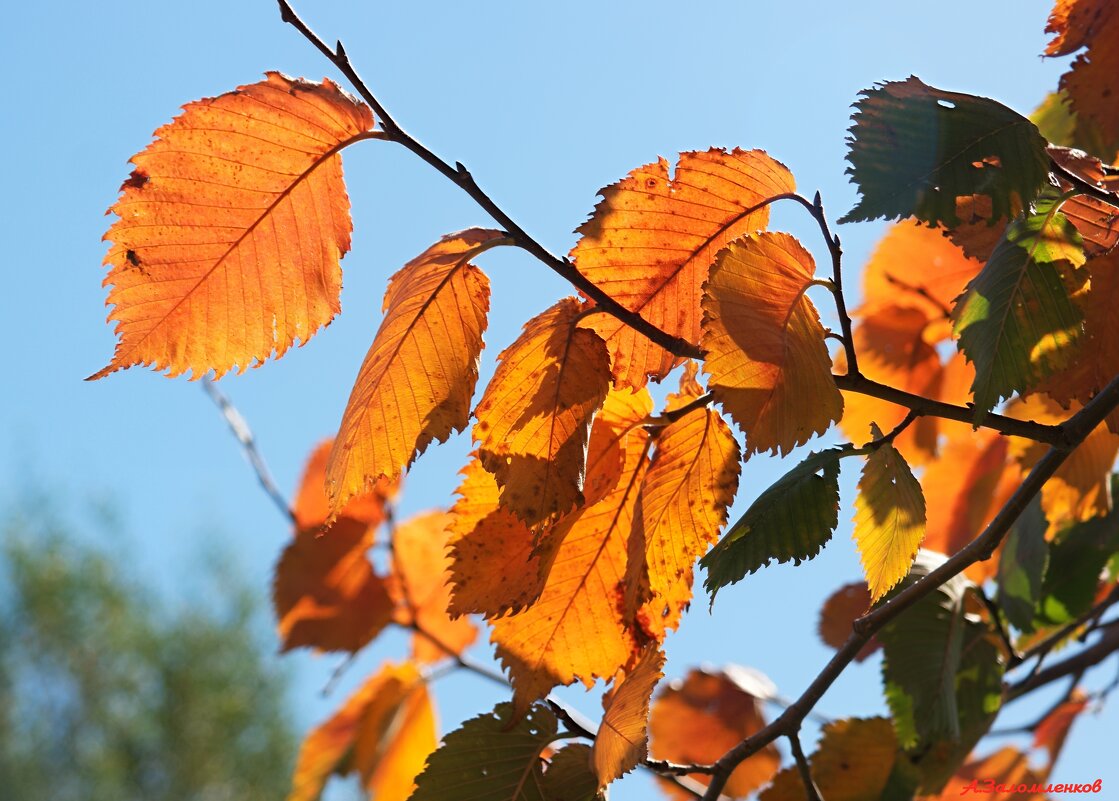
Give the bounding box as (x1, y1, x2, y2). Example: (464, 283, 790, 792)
(1051, 157, 1119, 209)
(1006, 624, 1119, 701)
(200, 378, 297, 524)
(808, 190, 858, 376)
(789, 729, 823, 801)
(977, 589, 1020, 664)
(1013, 582, 1119, 669)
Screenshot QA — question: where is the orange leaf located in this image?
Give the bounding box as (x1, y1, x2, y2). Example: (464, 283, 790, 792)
(649, 667, 780, 799)
(701, 233, 842, 455)
(1008, 395, 1118, 531)
(492, 388, 653, 713)
(1047, 1, 1119, 149)
(1050, 146, 1119, 256)
(293, 439, 396, 533)
(94, 73, 374, 380)
(838, 305, 944, 464)
(928, 748, 1047, 801)
(859, 221, 983, 322)
(593, 644, 666, 788)
(633, 363, 740, 639)
(392, 511, 478, 665)
(1032, 690, 1088, 764)
(272, 517, 393, 653)
(288, 662, 436, 801)
(474, 298, 612, 525)
(571, 149, 796, 389)
(817, 582, 880, 662)
(327, 229, 503, 514)
(921, 424, 1020, 583)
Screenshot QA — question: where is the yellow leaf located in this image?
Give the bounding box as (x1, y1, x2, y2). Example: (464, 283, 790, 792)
(94, 73, 374, 380)
(853, 423, 927, 601)
(288, 662, 436, 801)
(632, 364, 740, 640)
(327, 229, 504, 513)
(474, 298, 612, 526)
(391, 511, 478, 664)
(492, 388, 653, 714)
(293, 438, 396, 534)
(571, 149, 796, 389)
(592, 644, 665, 788)
(701, 233, 842, 455)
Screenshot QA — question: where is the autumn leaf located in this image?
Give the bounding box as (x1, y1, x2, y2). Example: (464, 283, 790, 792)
(930, 748, 1047, 801)
(838, 305, 944, 464)
(759, 718, 908, 801)
(817, 582, 880, 662)
(391, 511, 478, 664)
(409, 702, 557, 801)
(288, 661, 435, 801)
(272, 517, 393, 653)
(474, 298, 612, 526)
(327, 229, 504, 514)
(701, 233, 842, 455)
(593, 644, 665, 788)
(447, 456, 547, 619)
(953, 194, 1086, 415)
(1032, 690, 1088, 764)
(841, 77, 1050, 227)
(922, 423, 1020, 584)
(293, 438, 396, 533)
(492, 388, 653, 712)
(1046, 0, 1119, 149)
(702, 449, 845, 600)
(94, 73, 374, 380)
(632, 362, 740, 639)
(1008, 394, 1119, 530)
(853, 423, 927, 602)
(1049, 146, 1119, 256)
(649, 667, 781, 799)
(571, 148, 796, 388)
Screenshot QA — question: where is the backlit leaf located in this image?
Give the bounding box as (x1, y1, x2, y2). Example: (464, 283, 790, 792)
(593, 644, 665, 788)
(758, 718, 903, 801)
(410, 702, 557, 801)
(930, 748, 1047, 801)
(272, 517, 393, 653)
(632, 364, 740, 639)
(1032, 89, 1119, 163)
(1046, 1, 1119, 149)
(1032, 690, 1088, 763)
(492, 388, 653, 712)
(391, 511, 478, 664)
(817, 581, 880, 662)
(572, 148, 796, 388)
(447, 456, 546, 619)
(474, 298, 612, 526)
(853, 424, 927, 602)
(543, 745, 602, 801)
(702, 449, 844, 600)
(293, 438, 396, 534)
(1049, 146, 1119, 256)
(701, 233, 842, 455)
(288, 662, 435, 801)
(841, 77, 1049, 227)
(1036, 491, 1119, 625)
(953, 195, 1086, 414)
(649, 667, 780, 799)
(94, 73, 374, 380)
(996, 498, 1050, 632)
(327, 229, 503, 514)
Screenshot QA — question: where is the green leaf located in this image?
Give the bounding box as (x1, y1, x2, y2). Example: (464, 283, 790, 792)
(701, 449, 844, 600)
(542, 745, 602, 801)
(1036, 481, 1119, 626)
(841, 77, 1050, 226)
(853, 424, 927, 602)
(952, 194, 1085, 414)
(996, 497, 1049, 632)
(410, 702, 558, 801)
(878, 553, 1005, 791)
(1032, 90, 1119, 162)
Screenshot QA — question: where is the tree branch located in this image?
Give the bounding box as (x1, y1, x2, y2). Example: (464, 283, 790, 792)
(790, 728, 823, 801)
(1051, 157, 1119, 210)
(1006, 623, 1119, 701)
(699, 370, 1119, 801)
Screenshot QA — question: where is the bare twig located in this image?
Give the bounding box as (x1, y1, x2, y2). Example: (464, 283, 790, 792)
(808, 190, 858, 376)
(1007, 624, 1119, 701)
(200, 378, 296, 524)
(977, 589, 1020, 664)
(790, 729, 823, 801)
(1051, 157, 1119, 209)
(1012, 582, 1119, 670)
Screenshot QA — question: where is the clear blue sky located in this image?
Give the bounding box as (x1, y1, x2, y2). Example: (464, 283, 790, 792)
(2, 0, 1113, 797)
